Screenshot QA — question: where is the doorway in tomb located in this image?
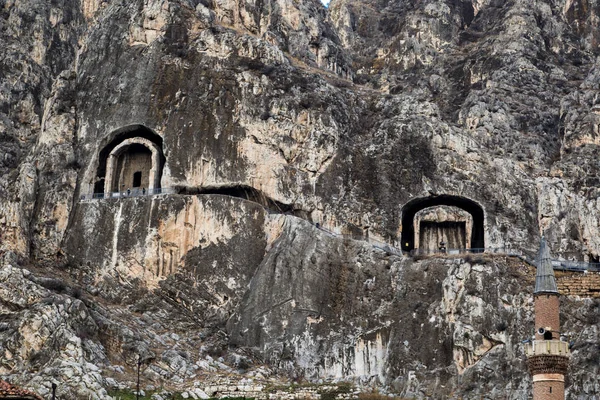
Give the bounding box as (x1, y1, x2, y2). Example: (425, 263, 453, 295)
(112, 144, 152, 191)
(133, 171, 142, 188)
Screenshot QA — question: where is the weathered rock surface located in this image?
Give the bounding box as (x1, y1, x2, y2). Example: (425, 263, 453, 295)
(2, 0, 600, 257)
(1, 0, 600, 398)
(2, 249, 599, 398)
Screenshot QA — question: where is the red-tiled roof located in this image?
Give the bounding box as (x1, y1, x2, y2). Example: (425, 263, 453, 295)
(0, 380, 43, 400)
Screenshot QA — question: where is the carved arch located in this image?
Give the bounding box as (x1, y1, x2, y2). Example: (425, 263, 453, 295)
(104, 137, 161, 195)
(400, 195, 485, 252)
(92, 125, 164, 195)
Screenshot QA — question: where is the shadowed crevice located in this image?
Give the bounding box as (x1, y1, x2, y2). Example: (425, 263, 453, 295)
(178, 184, 301, 216)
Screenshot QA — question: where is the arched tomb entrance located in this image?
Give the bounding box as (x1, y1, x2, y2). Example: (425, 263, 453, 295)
(93, 125, 164, 196)
(105, 138, 161, 195)
(401, 195, 484, 253)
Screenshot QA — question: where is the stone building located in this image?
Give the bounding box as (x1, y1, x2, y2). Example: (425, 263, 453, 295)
(0, 380, 43, 400)
(525, 238, 571, 400)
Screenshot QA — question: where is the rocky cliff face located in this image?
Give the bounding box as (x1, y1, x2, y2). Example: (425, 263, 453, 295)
(2, 252, 599, 399)
(1, 0, 600, 398)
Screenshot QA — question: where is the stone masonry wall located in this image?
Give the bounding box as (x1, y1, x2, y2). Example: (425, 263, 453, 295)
(556, 272, 600, 298)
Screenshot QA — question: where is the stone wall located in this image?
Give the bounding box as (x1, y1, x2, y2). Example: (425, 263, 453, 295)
(556, 272, 600, 298)
(199, 381, 361, 400)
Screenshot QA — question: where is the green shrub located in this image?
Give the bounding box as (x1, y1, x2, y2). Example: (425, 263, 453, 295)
(318, 382, 354, 399)
(358, 394, 392, 400)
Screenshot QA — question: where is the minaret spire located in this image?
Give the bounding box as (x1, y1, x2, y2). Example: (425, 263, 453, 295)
(534, 236, 558, 294)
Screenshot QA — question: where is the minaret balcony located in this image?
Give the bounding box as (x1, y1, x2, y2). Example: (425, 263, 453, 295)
(525, 340, 571, 357)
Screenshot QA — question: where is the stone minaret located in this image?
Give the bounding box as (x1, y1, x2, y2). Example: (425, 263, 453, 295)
(525, 238, 570, 400)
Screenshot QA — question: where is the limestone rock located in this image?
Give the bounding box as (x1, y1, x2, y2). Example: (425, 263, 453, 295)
(1, 0, 600, 398)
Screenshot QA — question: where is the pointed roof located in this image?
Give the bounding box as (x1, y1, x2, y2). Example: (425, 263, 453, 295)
(534, 237, 559, 294)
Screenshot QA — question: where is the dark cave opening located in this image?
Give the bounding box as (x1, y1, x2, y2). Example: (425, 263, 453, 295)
(179, 185, 296, 214)
(461, 1, 475, 28)
(401, 195, 485, 252)
(132, 171, 142, 188)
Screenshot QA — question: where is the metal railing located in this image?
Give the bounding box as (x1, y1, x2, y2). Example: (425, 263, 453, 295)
(77, 188, 600, 272)
(368, 238, 404, 256)
(314, 224, 404, 256)
(407, 247, 600, 272)
(551, 259, 600, 272)
(80, 187, 176, 201)
(409, 247, 521, 256)
(524, 340, 570, 357)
